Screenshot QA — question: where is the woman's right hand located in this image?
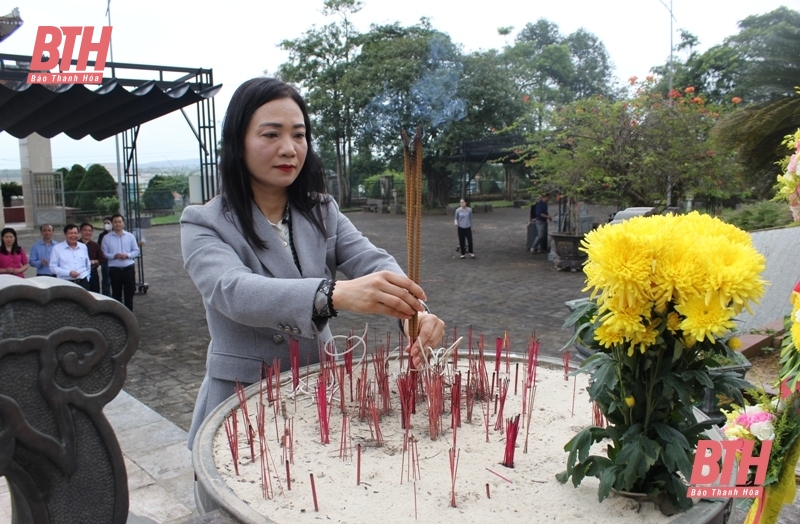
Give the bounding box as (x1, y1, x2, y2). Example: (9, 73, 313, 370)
(332, 270, 428, 320)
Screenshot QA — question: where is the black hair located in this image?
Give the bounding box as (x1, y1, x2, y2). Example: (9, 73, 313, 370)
(103, 216, 112, 222)
(39, 223, 53, 232)
(111, 214, 124, 223)
(218, 77, 328, 250)
(1, 227, 20, 255)
(63, 224, 78, 234)
(80, 222, 93, 231)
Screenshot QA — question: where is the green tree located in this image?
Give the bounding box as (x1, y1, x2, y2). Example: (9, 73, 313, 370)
(523, 79, 742, 221)
(65, 164, 86, 192)
(712, 8, 800, 193)
(77, 164, 116, 192)
(142, 174, 185, 210)
(279, 0, 363, 206)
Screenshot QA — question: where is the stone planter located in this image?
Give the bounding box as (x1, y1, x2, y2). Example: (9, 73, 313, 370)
(550, 233, 588, 271)
(193, 358, 733, 524)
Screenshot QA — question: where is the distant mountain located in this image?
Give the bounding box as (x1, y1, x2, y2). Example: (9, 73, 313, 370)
(138, 159, 201, 171)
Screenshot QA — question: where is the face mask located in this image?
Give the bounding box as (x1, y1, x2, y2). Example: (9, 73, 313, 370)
(104, 224, 112, 231)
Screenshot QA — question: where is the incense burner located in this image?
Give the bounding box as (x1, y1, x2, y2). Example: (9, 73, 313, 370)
(193, 354, 733, 524)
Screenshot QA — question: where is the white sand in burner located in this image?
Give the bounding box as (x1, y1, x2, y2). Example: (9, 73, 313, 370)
(212, 357, 673, 524)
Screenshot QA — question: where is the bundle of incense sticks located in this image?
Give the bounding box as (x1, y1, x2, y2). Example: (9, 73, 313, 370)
(423, 370, 444, 440)
(223, 409, 239, 475)
(234, 381, 256, 462)
(448, 446, 460, 507)
(592, 401, 607, 428)
(315, 374, 330, 444)
(255, 402, 274, 499)
(493, 378, 510, 432)
(502, 414, 521, 468)
(402, 128, 423, 355)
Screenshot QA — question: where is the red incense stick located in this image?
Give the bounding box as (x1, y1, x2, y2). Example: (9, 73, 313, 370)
(563, 351, 571, 381)
(223, 409, 239, 475)
(486, 468, 513, 483)
(486, 483, 490, 499)
(502, 414, 521, 468)
(310, 473, 319, 512)
(357, 443, 362, 485)
(285, 460, 291, 490)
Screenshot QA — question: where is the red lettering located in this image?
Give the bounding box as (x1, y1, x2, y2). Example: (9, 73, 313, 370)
(59, 27, 82, 71)
(737, 440, 772, 486)
(719, 440, 742, 485)
(689, 440, 721, 485)
(76, 26, 112, 72)
(30, 26, 61, 70)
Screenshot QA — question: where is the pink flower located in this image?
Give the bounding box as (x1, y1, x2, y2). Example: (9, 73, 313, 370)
(788, 153, 797, 175)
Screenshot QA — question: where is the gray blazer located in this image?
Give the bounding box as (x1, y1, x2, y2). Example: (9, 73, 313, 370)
(181, 196, 402, 384)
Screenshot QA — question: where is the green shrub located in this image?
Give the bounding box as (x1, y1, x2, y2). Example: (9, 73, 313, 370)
(95, 196, 120, 217)
(1, 181, 22, 206)
(142, 174, 187, 210)
(719, 200, 794, 231)
(65, 164, 86, 192)
(78, 164, 116, 192)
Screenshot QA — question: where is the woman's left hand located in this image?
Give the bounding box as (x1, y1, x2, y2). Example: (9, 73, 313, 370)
(407, 311, 445, 369)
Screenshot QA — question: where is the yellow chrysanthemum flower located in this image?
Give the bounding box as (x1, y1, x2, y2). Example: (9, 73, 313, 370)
(594, 322, 626, 349)
(701, 236, 766, 314)
(675, 292, 736, 343)
(628, 318, 662, 356)
(727, 337, 742, 350)
(666, 312, 681, 333)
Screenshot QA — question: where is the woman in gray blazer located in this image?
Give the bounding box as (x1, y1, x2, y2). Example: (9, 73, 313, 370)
(182, 78, 445, 448)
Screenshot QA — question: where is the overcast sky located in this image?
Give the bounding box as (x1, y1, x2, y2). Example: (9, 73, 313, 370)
(0, 0, 794, 172)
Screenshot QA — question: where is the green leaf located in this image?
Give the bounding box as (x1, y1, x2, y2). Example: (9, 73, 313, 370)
(598, 465, 620, 502)
(681, 369, 714, 389)
(664, 442, 693, 478)
(672, 339, 684, 362)
(652, 422, 690, 449)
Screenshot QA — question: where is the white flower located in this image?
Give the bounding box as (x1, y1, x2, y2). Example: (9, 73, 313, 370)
(771, 397, 786, 415)
(749, 420, 776, 441)
(744, 405, 766, 416)
(795, 309, 800, 322)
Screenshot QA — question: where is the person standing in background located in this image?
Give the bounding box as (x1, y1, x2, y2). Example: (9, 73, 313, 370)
(531, 194, 551, 254)
(102, 214, 139, 310)
(97, 216, 113, 295)
(29, 223, 56, 276)
(454, 198, 475, 259)
(49, 224, 91, 289)
(80, 222, 105, 293)
(0, 227, 29, 277)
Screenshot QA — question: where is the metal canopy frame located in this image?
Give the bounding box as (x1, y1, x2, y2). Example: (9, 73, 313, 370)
(0, 55, 220, 293)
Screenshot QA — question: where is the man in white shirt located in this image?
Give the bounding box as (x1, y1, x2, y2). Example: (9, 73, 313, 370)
(49, 224, 91, 290)
(102, 214, 140, 311)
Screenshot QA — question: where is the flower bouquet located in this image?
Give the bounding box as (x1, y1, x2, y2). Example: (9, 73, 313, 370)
(557, 212, 766, 515)
(773, 128, 800, 222)
(728, 281, 800, 524)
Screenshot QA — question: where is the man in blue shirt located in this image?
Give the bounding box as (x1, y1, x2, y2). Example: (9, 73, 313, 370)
(29, 223, 56, 276)
(531, 194, 551, 253)
(101, 214, 140, 311)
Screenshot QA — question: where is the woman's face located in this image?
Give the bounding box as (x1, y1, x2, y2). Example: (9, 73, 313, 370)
(460, 199, 466, 208)
(243, 97, 308, 198)
(3, 232, 14, 247)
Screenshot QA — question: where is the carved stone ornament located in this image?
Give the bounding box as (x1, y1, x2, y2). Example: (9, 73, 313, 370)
(0, 276, 139, 523)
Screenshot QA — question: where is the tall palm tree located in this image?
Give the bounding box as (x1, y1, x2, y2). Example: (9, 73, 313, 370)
(714, 11, 800, 194)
